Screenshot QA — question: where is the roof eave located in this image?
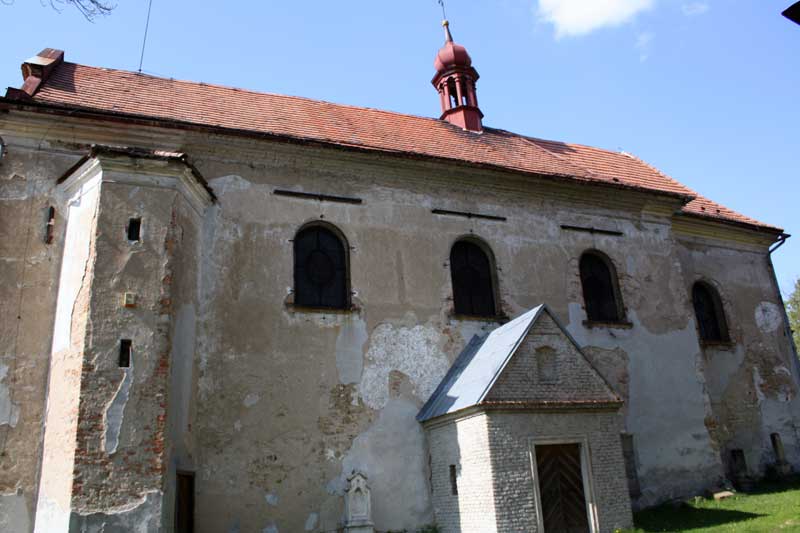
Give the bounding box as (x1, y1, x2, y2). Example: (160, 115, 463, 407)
(675, 210, 783, 238)
(0, 96, 699, 204)
(419, 399, 624, 425)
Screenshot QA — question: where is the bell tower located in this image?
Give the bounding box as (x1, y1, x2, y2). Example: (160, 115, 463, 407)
(432, 20, 483, 132)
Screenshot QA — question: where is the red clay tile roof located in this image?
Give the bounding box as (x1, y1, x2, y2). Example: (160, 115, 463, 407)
(11, 61, 779, 233)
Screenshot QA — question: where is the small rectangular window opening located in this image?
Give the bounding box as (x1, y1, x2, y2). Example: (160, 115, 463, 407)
(175, 471, 195, 533)
(45, 206, 56, 244)
(729, 448, 748, 479)
(119, 339, 132, 368)
(771, 433, 786, 462)
(621, 433, 641, 498)
(449, 464, 458, 496)
(127, 218, 142, 242)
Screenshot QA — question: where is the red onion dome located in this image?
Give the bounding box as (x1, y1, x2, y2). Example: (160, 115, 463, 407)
(434, 21, 473, 73)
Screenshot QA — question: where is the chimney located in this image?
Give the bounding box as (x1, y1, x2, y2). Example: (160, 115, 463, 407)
(7, 48, 64, 100)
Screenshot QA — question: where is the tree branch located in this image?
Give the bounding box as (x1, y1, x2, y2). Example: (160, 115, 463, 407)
(45, 0, 115, 20)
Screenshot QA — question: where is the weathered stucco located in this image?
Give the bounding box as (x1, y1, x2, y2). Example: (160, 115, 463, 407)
(69, 491, 163, 533)
(0, 491, 31, 533)
(1, 136, 73, 532)
(0, 108, 798, 532)
(34, 166, 102, 533)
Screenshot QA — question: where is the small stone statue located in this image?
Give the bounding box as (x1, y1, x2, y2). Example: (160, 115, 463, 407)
(344, 471, 374, 533)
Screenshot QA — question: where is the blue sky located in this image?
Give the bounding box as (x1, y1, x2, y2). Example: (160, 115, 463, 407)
(2, 0, 798, 295)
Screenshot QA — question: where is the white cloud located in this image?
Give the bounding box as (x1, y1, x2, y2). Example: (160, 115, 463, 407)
(537, 0, 656, 38)
(635, 31, 654, 62)
(681, 2, 710, 16)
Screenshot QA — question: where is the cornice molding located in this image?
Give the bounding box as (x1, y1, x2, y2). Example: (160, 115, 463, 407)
(57, 151, 214, 216)
(672, 214, 777, 250)
(2, 107, 779, 243)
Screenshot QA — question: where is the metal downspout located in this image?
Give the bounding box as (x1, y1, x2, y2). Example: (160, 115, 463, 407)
(766, 232, 800, 457)
(768, 232, 799, 377)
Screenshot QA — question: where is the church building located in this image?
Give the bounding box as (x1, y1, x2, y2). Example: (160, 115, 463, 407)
(0, 19, 798, 533)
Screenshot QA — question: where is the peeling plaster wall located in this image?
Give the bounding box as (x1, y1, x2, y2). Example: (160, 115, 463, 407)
(186, 141, 793, 528)
(359, 322, 450, 411)
(1, 491, 31, 532)
(64, 179, 175, 518)
(31, 151, 205, 532)
(0, 363, 20, 428)
(63, 170, 210, 533)
(555, 218, 733, 506)
(0, 134, 79, 533)
(162, 192, 204, 532)
(69, 491, 162, 533)
(1, 111, 798, 531)
(188, 158, 523, 532)
(34, 169, 101, 533)
(675, 238, 800, 478)
(329, 397, 434, 530)
(568, 307, 722, 506)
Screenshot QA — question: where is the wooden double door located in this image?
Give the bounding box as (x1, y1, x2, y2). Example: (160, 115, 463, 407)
(535, 443, 591, 533)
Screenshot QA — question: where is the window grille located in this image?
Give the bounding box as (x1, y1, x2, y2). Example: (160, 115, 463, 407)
(580, 252, 623, 322)
(294, 225, 348, 309)
(692, 282, 729, 342)
(450, 240, 496, 317)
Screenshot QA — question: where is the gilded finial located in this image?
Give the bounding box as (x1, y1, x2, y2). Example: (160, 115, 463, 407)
(442, 19, 453, 42)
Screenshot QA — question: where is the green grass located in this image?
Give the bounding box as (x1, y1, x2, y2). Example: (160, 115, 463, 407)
(622, 477, 800, 533)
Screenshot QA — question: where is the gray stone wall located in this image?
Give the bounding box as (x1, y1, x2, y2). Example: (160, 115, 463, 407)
(427, 414, 497, 533)
(427, 410, 633, 533)
(487, 411, 633, 533)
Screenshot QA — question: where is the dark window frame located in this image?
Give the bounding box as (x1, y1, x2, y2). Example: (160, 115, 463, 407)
(449, 464, 458, 495)
(449, 237, 500, 318)
(127, 217, 142, 242)
(292, 222, 351, 311)
(579, 250, 626, 324)
(119, 339, 132, 368)
(45, 206, 56, 244)
(692, 280, 730, 344)
(175, 470, 195, 533)
(620, 433, 641, 499)
(770, 432, 786, 462)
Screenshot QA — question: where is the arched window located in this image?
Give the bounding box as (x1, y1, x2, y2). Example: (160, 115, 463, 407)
(580, 251, 624, 323)
(450, 239, 497, 317)
(293, 224, 349, 309)
(692, 281, 729, 342)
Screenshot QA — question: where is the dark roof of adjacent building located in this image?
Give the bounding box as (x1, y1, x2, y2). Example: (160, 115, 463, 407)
(417, 305, 621, 423)
(2, 50, 780, 233)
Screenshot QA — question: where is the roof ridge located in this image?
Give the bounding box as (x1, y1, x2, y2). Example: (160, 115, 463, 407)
(57, 61, 461, 127)
(56, 62, 636, 156)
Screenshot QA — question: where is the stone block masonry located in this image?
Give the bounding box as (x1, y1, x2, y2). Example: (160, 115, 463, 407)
(427, 411, 632, 533)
